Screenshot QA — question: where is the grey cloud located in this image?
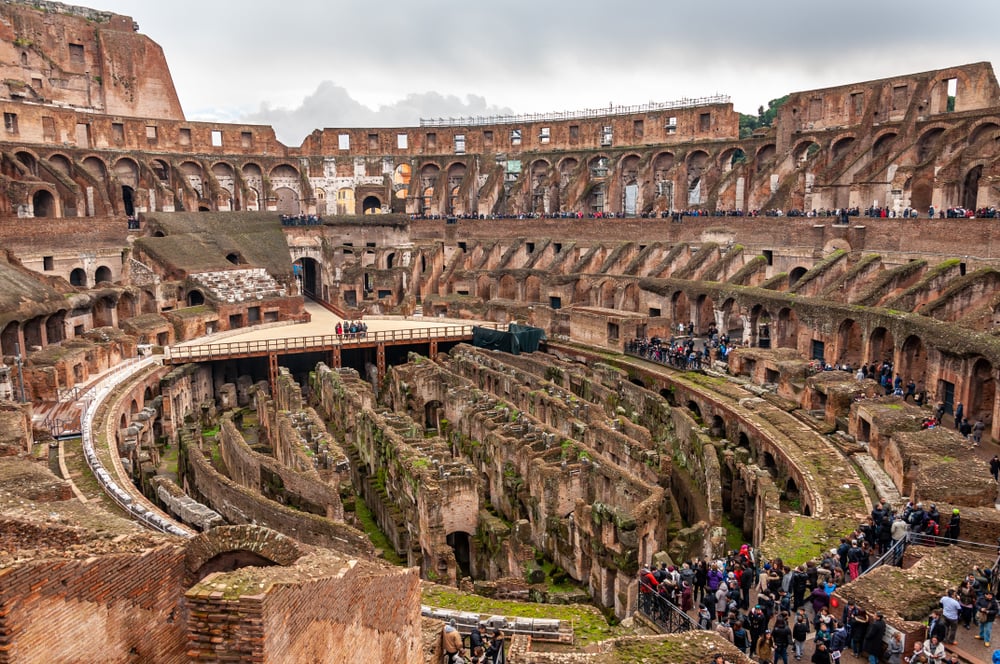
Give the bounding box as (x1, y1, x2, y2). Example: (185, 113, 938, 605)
(241, 81, 514, 146)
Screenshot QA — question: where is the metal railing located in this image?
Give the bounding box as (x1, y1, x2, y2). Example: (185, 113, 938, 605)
(419, 96, 731, 127)
(166, 324, 500, 362)
(637, 580, 699, 634)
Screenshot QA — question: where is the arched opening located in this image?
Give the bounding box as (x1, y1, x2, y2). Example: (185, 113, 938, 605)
(660, 387, 677, 407)
(788, 266, 809, 288)
(831, 136, 855, 160)
(687, 400, 702, 421)
(776, 307, 799, 349)
(720, 298, 744, 340)
(970, 358, 995, 423)
(622, 283, 640, 312)
(762, 451, 778, 475)
(916, 128, 946, 162)
(294, 257, 321, 298)
(737, 432, 751, 450)
(385, 252, 396, 270)
(69, 268, 87, 287)
(711, 415, 725, 438)
(756, 144, 777, 163)
(836, 319, 863, 367)
(15, 151, 37, 176)
(686, 151, 709, 206)
(963, 165, 982, 211)
(274, 187, 299, 215)
(94, 265, 112, 284)
(424, 400, 443, 429)
(446, 531, 472, 579)
(872, 133, 897, 158)
(116, 292, 136, 321)
(187, 289, 205, 306)
(899, 335, 927, 388)
(45, 311, 65, 344)
(194, 551, 278, 582)
(498, 274, 517, 300)
(1, 321, 19, 357)
(599, 281, 616, 309)
(969, 122, 1000, 146)
(792, 141, 820, 165)
(524, 276, 541, 303)
(629, 377, 646, 389)
(867, 326, 895, 365)
(32, 189, 55, 217)
(671, 291, 690, 325)
(23, 317, 43, 349)
(476, 275, 493, 301)
(93, 296, 115, 327)
(695, 294, 715, 333)
(225, 252, 244, 265)
(121, 185, 135, 216)
(362, 195, 382, 214)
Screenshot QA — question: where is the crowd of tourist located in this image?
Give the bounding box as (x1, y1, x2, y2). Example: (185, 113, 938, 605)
(283, 206, 999, 225)
(335, 320, 367, 338)
(638, 498, 1000, 664)
(442, 619, 506, 663)
(625, 324, 733, 370)
(279, 213, 323, 226)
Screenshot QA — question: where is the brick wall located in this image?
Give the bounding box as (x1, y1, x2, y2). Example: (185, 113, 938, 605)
(0, 544, 188, 663)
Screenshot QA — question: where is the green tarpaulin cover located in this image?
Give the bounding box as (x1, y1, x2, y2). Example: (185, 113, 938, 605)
(472, 324, 545, 355)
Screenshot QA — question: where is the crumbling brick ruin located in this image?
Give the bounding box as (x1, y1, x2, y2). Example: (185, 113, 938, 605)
(2, 1, 1000, 661)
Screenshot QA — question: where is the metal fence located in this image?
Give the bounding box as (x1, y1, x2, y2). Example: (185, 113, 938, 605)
(166, 323, 500, 362)
(636, 580, 699, 634)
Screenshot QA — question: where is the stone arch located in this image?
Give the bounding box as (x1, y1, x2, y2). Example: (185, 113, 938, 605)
(599, 280, 616, 309)
(720, 298, 743, 337)
(1, 321, 19, 356)
(968, 120, 1000, 146)
(788, 266, 809, 288)
(82, 155, 108, 182)
(524, 275, 542, 303)
(362, 195, 382, 214)
(241, 162, 263, 179)
(755, 143, 776, 163)
(269, 163, 299, 180)
(831, 136, 856, 160)
(294, 257, 321, 297)
(868, 326, 895, 364)
(94, 265, 112, 284)
(31, 188, 56, 217)
(498, 274, 517, 300)
(621, 283, 640, 312)
(836, 318, 863, 367)
(910, 178, 934, 212)
(45, 310, 66, 344)
(718, 147, 746, 173)
(211, 161, 235, 179)
(93, 295, 116, 327)
(710, 414, 726, 438)
(970, 358, 995, 423)
(653, 151, 675, 178)
(671, 290, 690, 323)
(659, 387, 677, 407)
(150, 158, 171, 184)
(750, 304, 771, 347)
(685, 150, 709, 205)
(899, 334, 927, 386)
(686, 400, 702, 421)
(871, 131, 898, 157)
(274, 187, 299, 215)
(48, 153, 72, 175)
(15, 150, 37, 176)
(187, 289, 205, 306)
(776, 307, 799, 349)
(963, 165, 983, 210)
(116, 292, 136, 320)
(476, 274, 493, 301)
(695, 294, 715, 332)
(69, 267, 87, 287)
(113, 157, 139, 188)
(619, 154, 641, 183)
(792, 139, 821, 164)
(185, 525, 303, 580)
(916, 127, 947, 162)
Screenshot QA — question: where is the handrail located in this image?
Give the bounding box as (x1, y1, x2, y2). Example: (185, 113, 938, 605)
(166, 323, 499, 362)
(636, 579, 698, 633)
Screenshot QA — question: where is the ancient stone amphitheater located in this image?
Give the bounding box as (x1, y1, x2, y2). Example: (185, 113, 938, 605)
(2, 2, 1000, 662)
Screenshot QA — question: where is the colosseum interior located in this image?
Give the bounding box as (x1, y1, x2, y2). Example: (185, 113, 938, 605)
(2, 1, 1000, 662)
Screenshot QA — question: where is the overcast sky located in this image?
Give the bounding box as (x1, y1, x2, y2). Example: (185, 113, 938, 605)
(93, 0, 1000, 147)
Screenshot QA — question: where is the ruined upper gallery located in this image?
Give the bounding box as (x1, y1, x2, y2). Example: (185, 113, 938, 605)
(0, 0, 184, 120)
